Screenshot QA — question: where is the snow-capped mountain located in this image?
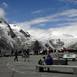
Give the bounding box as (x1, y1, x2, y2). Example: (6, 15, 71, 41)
(27, 28, 77, 49)
(0, 18, 32, 51)
(0, 18, 77, 51)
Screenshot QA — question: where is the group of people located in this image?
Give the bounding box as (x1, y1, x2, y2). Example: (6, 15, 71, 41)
(14, 49, 30, 62)
(22, 49, 30, 62)
(38, 54, 53, 72)
(38, 54, 53, 65)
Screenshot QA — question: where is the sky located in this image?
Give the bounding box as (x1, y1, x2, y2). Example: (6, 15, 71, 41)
(0, 0, 77, 41)
(0, 0, 77, 28)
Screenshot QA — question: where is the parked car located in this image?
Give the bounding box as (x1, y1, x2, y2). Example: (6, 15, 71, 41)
(63, 53, 77, 61)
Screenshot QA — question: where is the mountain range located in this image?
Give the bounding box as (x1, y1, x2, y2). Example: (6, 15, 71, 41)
(0, 18, 77, 51)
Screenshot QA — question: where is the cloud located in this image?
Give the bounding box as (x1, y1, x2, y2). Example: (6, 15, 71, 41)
(27, 23, 77, 48)
(15, 9, 77, 41)
(59, 0, 77, 3)
(16, 13, 58, 29)
(12, 8, 77, 47)
(0, 8, 6, 18)
(32, 8, 53, 14)
(2, 2, 8, 8)
(16, 16, 52, 30)
(32, 10, 43, 14)
(59, 9, 77, 17)
(16, 8, 77, 30)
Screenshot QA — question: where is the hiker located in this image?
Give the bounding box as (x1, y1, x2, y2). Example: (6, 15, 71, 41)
(64, 58, 68, 65)
(26, 49, 30, 61)
(0, 50, 2, 57)
(23, 49, 30, 62)
(45, 54, 53, 65)
(38, 56, 46, 72)
(45, 54, 53, 71)
(14, 50, 18, 62)
(23, 49, 27, 61)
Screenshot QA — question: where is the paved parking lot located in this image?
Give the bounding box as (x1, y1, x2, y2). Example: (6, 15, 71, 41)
(0, 55, 77, 77)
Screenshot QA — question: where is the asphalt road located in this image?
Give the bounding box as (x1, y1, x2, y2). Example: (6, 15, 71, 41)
(0, 55, 77, 77)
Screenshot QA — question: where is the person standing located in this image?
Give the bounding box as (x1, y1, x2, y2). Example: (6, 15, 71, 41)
(45, 54, 53, 71)
(45, 54, 53, 65)
(26, 49, 30, 62)
(14, 50, 18, 62)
